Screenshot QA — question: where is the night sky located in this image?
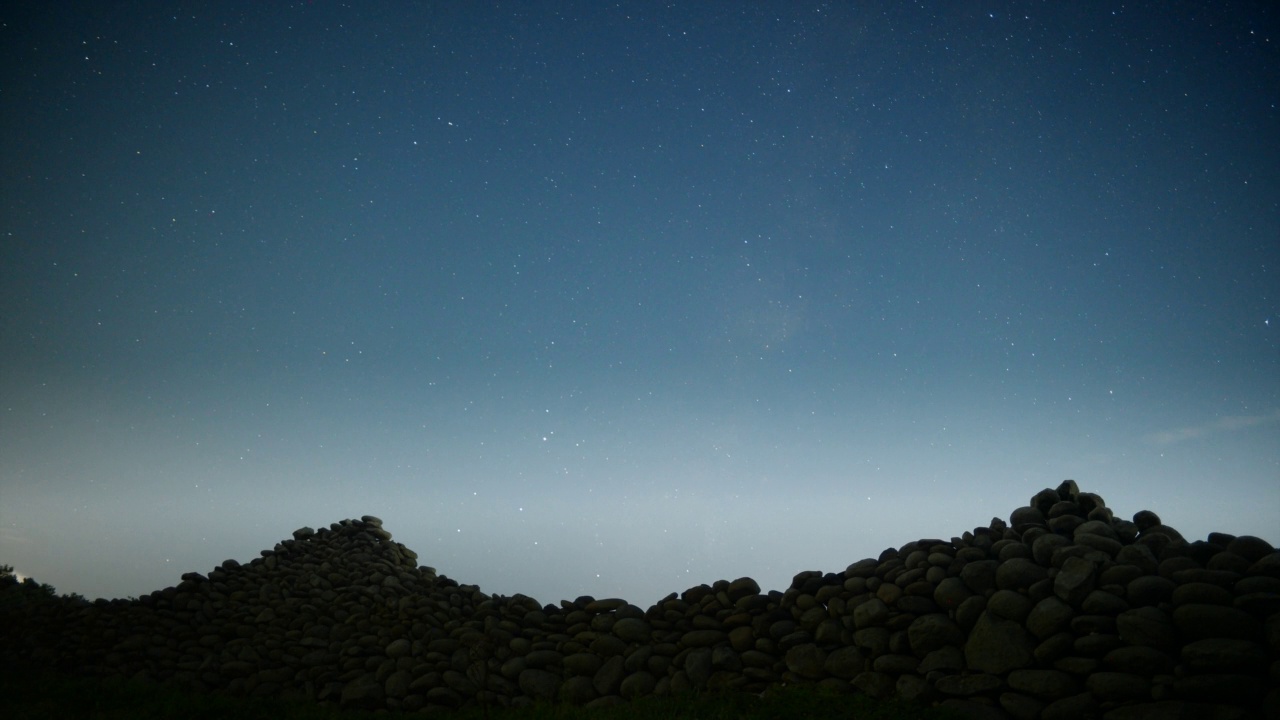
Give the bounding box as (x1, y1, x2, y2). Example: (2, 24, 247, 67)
(2, 2, 1277, 607)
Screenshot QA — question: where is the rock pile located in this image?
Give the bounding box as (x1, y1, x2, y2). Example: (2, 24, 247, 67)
(2, 480, 1277, 719)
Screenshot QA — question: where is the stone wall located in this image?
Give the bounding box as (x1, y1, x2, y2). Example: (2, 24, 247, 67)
(2, 480, 1277, 719)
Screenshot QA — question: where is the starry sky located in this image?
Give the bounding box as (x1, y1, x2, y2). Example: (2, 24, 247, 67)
(2, 2, 1277, 606)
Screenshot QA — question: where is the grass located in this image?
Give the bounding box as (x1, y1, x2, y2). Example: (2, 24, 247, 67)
(0, 666, 970, 720)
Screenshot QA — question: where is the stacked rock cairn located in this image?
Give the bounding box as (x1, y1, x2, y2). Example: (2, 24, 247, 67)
(1, 480, 1277, 719)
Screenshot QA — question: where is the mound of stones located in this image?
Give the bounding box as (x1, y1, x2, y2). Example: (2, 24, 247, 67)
(2, 480, 1277, 719)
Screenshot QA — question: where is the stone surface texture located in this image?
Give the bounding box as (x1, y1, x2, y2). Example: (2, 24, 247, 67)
(2, 487, 1277, 718)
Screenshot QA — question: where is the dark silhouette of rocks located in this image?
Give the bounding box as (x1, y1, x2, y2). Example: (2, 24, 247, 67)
(2, 480, 1277, 718)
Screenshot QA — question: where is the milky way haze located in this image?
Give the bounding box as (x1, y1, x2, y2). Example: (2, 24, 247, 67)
(2, 2, 1277, 606)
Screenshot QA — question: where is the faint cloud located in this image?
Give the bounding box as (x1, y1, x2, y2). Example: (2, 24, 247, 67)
(1145, 409, 1280, 446)
(0, 525, 29, 547)
(0, 526, 30, 582)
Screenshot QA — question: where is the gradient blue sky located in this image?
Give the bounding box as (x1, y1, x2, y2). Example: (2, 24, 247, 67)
(2, 2, 1277, 606)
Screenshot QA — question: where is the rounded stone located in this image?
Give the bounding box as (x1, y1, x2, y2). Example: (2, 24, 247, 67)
(1041, 691, 1099, 719)
(956, 594, 987, 632)
(1047, 500, 1081, 519)
(1249, 552, 1280, 579)
(1054, 480, 1079, 500)
(1127, 575, 1176, 606)
(1075, 519, 1118, 540)
(813, 618, 843, 645)
(1173, 603, 1263, 641)
(964, 611, 1035, 674)
(1085, 672, 1150, 702)
(872, 653, 919, 674)
(619, 670, 656, 699)
(1075, 533, 1122, 557)
(1172, 568, 1243, 587)
(616, 602, 646, 620)
(854, 626, 889, 656)
(1032, 533, 1071, 567)
(936, 673, 1003, 695)
(1029, 488, 1060, 513)
(563, 652, 603, 676)
(960, 559, 999, 594)
(424, 686, 462, 707)
(896, 594, 939, 616)
(711, 645, 741, 672)
(584, 597, 628, 613)
(876, 582, 903, 605)
(1206, 551, 1252, 574)
(895, 673, 931, 702)
(680, 629, 726, 647)
(1026, 595, 1074, 640)
(1077, 491, 1106, 513)
(1102, 645, 1176, 675)
(1073, 632, 1122, 657)
(220, 660, 256, 677)
(1081, 590, 1128, 615)
(1010, 505, 1047, 531)
(851, 670, 896, 699)
(592, 655, 626, 695)
(919, 645, 965, 673)
(1007, 668, 1078, 700)
(1180, 638, 1268, 672)
(1145, 524, 1187, 544)
(999, 691, 1046, 720)
(933, 576, 971, 610)
(1099, 563, 1144, 587)
(1048, 514, 1085, 535)
(783, 640, 824, 676)
(769, 619, 797, 639)
(623, 645, 652, 673)
(1171, 673, 1267, 704)
(1132, 510, 1161, 531)
(684, 647, 713, 686)
(1236, 575, 1280, 596)
(1111, 520, 1139, 544)
(611, 617, 651, 643)
(845, 558, 879, 578)
(727, 576, 761, 601)
(384, 669, 412, 699)
(341, 674, 385, 709)
(998, 541, 1033, 562)
(1033, 632, 1075, 664)
(728, 625, 754, 652)
(558, 675, 597, 705)
(907, 613, 964, 654)
(1238, 591, 1280, 616)
(1054, 556, 1097, 607)
(987, 589, 1034, 623)
(852, 598, 890, 629)
(1116, 607, 1179, 655)
(1226, 535, 1275, 562)
(1171, 582, 1233, 607)
(518, 668, 561, 700)
(1117, 539, 1161, 569)
(590, 634, 626, 657)
(997, 558, 1048, 591)
(824, 646, 868, 679)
